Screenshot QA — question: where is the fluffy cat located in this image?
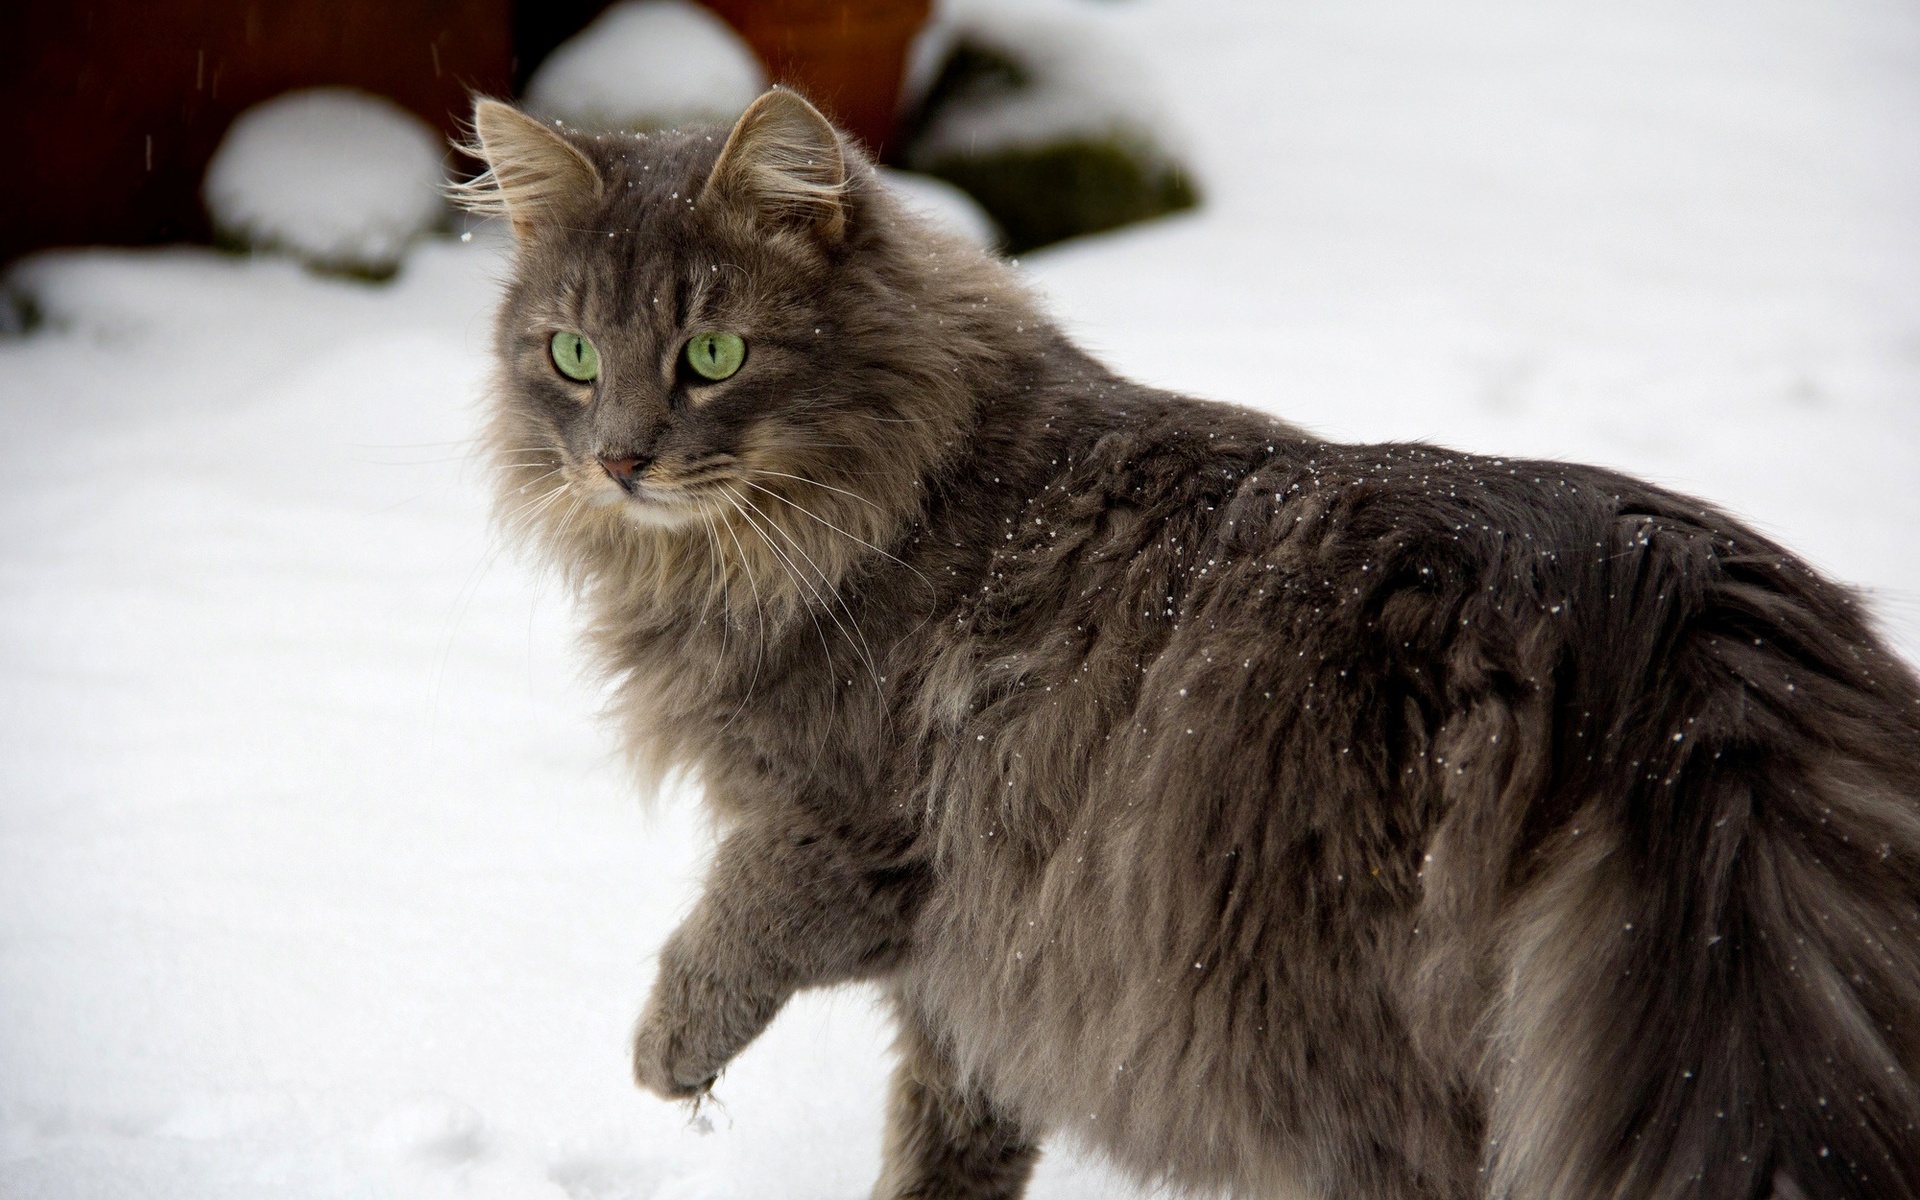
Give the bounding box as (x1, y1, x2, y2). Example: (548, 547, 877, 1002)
(459, 90, 1920, 1199)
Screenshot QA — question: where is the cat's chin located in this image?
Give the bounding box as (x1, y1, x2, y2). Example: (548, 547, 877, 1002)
(613, 493, 703, 532)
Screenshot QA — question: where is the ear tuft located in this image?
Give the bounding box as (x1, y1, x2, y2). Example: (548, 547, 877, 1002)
(701, 89, 848, 242)
(452, 99, 604, 239)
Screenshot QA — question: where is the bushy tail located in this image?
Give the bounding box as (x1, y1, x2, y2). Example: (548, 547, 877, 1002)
(1486, 511, 1920, 1200)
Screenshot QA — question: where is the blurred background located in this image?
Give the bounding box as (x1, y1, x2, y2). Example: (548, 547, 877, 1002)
(2, 0, 1198, 271)
(2, 2, 1918, 1198)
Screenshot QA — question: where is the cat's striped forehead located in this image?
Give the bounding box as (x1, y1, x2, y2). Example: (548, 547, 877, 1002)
(579, 127, 725, 224)
(531, 127, 791, 332)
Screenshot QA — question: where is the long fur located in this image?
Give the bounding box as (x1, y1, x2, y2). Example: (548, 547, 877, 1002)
(465, 90, 1920, 1199)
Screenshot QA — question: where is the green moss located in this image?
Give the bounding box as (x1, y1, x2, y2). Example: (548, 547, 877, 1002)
(209, 227, 402, 283)
(316, 257, 403, 285)
(0, 283, 43, 337)
(913, 42, 1031, 120)
(899, 32, 1202, 254)
(920, 138, 1199, 256)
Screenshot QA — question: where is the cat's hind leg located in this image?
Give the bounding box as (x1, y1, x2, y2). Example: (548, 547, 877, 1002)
(873, 1000, 1039, 1200)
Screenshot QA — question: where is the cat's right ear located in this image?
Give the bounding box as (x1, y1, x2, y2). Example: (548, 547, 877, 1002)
(454, 99, 603, 240)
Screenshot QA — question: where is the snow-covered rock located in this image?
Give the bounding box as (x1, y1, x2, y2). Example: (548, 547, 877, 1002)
(203, 88, 446, 278)
(525, 0, 767, 133)
(905, 0, 1175, 163)
(877, 167, 1001, 249)
(900, 0, 1198, 253)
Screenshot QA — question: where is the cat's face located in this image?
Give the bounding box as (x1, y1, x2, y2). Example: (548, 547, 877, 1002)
(469, 91, 970, 549)
(495, 127, 840, 530)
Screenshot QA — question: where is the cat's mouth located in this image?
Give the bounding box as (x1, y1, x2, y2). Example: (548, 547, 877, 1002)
(572, 451, 751, 533)
(584, 468, 706, 530)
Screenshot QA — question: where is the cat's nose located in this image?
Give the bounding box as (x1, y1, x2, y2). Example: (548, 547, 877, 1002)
(598, 454, 648, 488)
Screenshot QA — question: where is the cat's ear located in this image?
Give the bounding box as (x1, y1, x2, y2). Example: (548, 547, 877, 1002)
(458, 99, 604, 240)
(701, 88, 848, 244)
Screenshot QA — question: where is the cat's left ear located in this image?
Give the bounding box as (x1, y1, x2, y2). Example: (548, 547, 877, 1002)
(701, 88, 848, 244)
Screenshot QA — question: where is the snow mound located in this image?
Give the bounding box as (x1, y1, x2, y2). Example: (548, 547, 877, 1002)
(905, 0, 1175, 162)
(525, 0, 768, 133)
(877, 168, 1001, 249)
(203, 88, 446, 278)
(897, 0, 1198, 253)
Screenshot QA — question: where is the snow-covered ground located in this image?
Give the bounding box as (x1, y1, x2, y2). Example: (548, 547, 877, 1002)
(4, 2, 1918, 1196)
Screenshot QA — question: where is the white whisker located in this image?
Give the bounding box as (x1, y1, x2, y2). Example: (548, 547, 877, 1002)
(722, 487, 841, 688)
(723, 484, 884, 698)
(696, 505, 731, 665)
(741, 468, 887, 514)
(738, 478, 931, 589)
(713, 500, 767, 734)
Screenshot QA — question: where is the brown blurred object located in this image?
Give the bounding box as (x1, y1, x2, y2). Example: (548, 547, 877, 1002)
(0, 0, 512, 268)
(0, 0, 932, 268)
(704, 0, 930, 156)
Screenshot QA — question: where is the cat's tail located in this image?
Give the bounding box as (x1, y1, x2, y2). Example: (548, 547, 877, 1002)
(1479, 510, 1920, 1200)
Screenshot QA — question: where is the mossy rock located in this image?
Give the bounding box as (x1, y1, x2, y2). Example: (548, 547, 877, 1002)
(900, 34, 1199, 254)
(209, 226, 410, 283)
(918, 138, 1197, 256)
(0, 283, 42, 336)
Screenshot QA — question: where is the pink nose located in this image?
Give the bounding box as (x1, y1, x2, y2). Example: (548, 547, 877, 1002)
(599, 455, 644, 486)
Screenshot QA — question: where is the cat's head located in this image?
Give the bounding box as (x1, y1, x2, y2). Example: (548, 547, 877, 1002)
(460, 89, 1030, 607)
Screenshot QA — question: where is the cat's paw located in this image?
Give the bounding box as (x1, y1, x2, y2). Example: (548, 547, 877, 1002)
(631, 1011, 721, 1101)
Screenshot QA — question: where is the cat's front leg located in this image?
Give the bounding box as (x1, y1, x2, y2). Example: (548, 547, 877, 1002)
(632, 816, 922, 1099)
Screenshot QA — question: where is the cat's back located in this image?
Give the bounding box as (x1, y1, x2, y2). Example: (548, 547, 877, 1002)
(984, 390, 1894, 698)
(908, 385, 1920, 1199)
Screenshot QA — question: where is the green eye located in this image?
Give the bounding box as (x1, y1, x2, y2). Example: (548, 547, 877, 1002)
(685, 332, 746, 381)
(551, 331, 599, 382)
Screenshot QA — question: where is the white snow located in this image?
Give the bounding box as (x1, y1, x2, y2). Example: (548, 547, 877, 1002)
(524, 0, 767, 134)
(5, 2, 1920, 1197)
(906, 0, 1179, 164)
(877, 167, 1002, 248)
(203, 88, 447, 275)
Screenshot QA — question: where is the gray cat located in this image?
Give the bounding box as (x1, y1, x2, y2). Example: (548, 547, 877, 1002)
(458, 90, 1920, 1199)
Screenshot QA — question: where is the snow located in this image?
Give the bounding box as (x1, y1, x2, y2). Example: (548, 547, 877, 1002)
(202, 88, 447, 276)
(4, 1, 1920, 1196)
(906, 0, 1180, 163)
(877, 167, 1002, 248)
(524, 0, 767, 134)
